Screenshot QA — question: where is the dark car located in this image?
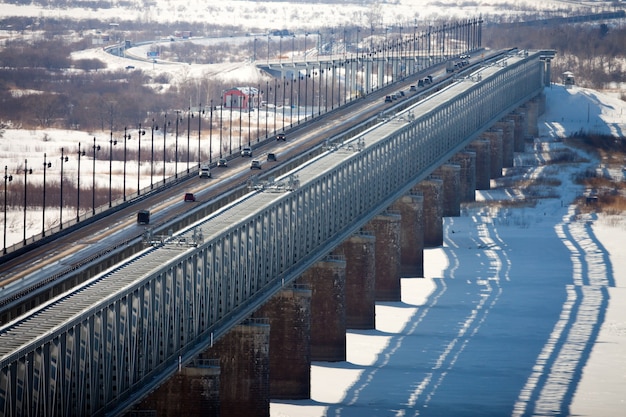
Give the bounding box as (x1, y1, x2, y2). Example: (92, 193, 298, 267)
(184, 193, 196, 202)
(267, 153, 277, 161)
(384, 95, 393, 103)
(276, 133, 286, 141)
(217, 158, 228, 167)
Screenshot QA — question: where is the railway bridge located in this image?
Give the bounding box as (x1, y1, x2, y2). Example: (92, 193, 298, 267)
(0, 49, 555, 417)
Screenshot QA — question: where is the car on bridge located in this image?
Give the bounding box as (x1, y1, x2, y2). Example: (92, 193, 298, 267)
(267, 153, 277, 162)
(241, 147, 253, 157)
(384, 95, 393, 103)
(250, 160, 262, 169)
(217, 158, 228, 167)
(184, 192, 196, 202)
(276, 133, 286, 141)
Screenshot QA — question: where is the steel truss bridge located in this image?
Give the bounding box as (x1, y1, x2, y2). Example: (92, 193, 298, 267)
(0, 49, 554, 417)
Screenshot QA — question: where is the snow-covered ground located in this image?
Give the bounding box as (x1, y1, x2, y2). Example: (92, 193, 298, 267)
(269, 85, 626, 416)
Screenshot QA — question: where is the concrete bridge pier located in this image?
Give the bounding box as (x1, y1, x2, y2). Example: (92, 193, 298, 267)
(368, 212, 402, 301)
(255, 286, 312, 399)
(131, 360, 220, 417)
(336, 232, 377, 329)
(522, 99, 540, 139)
(297, 256, 347, 362)
(467, 139, 491, 190)
(202, 320, 271, 417)
(509, 111, 528, 152)
(481, 129, 503, 179)
(391, 193, 424, 277)
(450, 151, 476, 203)
(494, 119, 516, 168)
(413, 178, 443, 247)
(433, 164, 461, 217)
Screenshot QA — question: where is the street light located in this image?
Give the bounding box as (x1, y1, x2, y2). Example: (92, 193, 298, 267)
(209, 100, 213, 162)
(76, 143, 85, 222)
(163, 114, 168, 184)
(108, 131, 117, 207)
(175, 110, 181, 177)
(42, 154, 51, 236)
(3, 165, 13, 254)
(137, 124, 145, 195)
(59, 150, 68, 229)
(92, 137, 100, 214)
(150, 121, 158, 189)
(123, 127, 131, 201)
(22, 160, 32, 244)
(219, 96, 224, 158)
(196, 104, 203, 167)
(186, 109, 191, 173)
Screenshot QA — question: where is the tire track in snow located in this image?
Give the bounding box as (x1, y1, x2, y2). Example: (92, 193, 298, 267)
(513, 205, 610, 416)
(403, 211, 510, 416)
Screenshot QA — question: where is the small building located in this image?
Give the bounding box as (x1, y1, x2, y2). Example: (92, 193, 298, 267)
(223, 86, 261, 110)
(562, 71, 575, 88)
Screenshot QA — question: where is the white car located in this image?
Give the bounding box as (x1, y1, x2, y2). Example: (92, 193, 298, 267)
(241, 147, 253, 157)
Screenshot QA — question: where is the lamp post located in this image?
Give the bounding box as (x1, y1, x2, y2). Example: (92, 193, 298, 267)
(137, 124, 145, 195)
(304, 32, 309, 61)
(163, 114, 168, 184)
(257, 83, 261, 142)
(92, 137, 100, 214)
(248, 92, 252, 146)
(196, 104, 203, 167)
(273, 78, 278, 135)
(123, 127, 131, 201)
(186, 108, 191, 173)
(219, 97, 223, 158)
(22, 160, 32, 244)
(76, 143, 85, 222)
(228, 100, 233, 154)
(209, 100, 213, 162)
(150, 121, 157, 189)
(174, 112, 180, 178)
(109, 132, 117, 207)
(42, 154, 51, 236)
(265, 80, 270, 139)
(3, 166, 13, 254)
(59, 150, 68, 230)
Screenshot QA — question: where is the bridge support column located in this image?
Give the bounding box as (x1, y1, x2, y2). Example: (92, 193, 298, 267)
(203, 320, 270, 417)
(298, 257, 346, 361)
(368, 212, 402, 301)
(413, 178, 443, 247)
(467, 139, 491, 190)
(522, 99, 540, 138)
(450, 151, 476, 203)
(433, 164, 461, 217)
(132, 361, 220, 417)
(337, 232, 376, 329)
(509, 111, 528, 152)
(391, 193, 424, 277)
(481, 129, 503, 179)
(494, 119, 515, 168)
(255, 286, 312, 399)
